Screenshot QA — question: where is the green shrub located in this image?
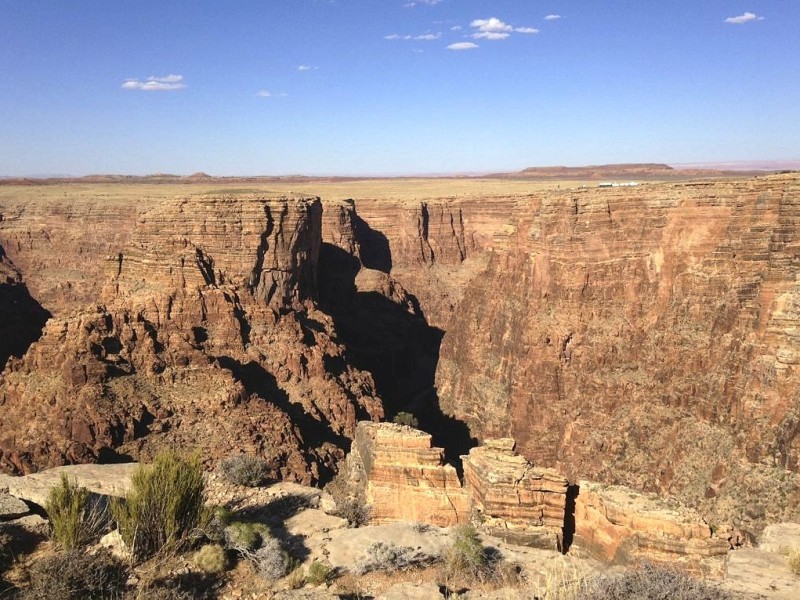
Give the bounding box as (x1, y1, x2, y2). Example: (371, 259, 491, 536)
(219, 455, 271, 487)
(441, 524, 489, 583)
(20, 549, 127, 600)
(45, 473, 105, 550)
(111, 450, 206, 561)
(306, 560, 332, 585)
(223, 521, 269, 553)
(192, 543, 227, 574)
(392, 412, 419, 428)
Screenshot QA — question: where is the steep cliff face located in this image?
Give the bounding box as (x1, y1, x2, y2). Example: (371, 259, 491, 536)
(0, 195, 381, 481)
(436, 174, 800, 532)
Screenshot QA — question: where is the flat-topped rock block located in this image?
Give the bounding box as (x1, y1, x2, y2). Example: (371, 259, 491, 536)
(574, 480, 729, 577)
(0, 463, 139, 508)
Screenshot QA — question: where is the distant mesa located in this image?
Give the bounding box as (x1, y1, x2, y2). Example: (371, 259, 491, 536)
(184, 172, 213, 181)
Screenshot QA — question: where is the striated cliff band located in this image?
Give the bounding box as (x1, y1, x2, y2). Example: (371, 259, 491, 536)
(1, 173, 800, 537)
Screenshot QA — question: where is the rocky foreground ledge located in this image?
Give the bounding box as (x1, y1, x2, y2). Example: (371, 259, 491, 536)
(1, 433, 799, 598)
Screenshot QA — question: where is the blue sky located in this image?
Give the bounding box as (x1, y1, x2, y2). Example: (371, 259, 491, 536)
(1, 1, 798, 176)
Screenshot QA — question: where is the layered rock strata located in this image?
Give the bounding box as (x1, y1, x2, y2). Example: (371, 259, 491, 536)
(347, 422, 470, 527)
(462, 438, 568, 549)
(574, 481, 730, 577)
(436, 174, 800, 532)
(0, 195, 382, 481)
(345, 423, 726, 572)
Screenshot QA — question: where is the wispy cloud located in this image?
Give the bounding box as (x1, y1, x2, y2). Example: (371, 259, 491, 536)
(725, 12, 764, 24)
(122, 74, 186, 91)
(255, 90, 288, 98)
(470, 17, 537, 40)
(404, 0, 442, 7)
(297, 65, 318, 71)
(447, 42, 478, 50)
(385, 32, 441, 40)
(544, 14, 562, 21)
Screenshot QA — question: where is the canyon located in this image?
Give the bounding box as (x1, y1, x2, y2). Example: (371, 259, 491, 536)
(1, 172, 799, 545)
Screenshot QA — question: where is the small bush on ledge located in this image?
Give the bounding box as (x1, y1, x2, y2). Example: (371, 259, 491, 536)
(45, 473, 105, 550)
(440, 524, 499, 585)
(219, 454, 271, 487)
(112, 450, 206, 561)
(392, 412, 419, 429)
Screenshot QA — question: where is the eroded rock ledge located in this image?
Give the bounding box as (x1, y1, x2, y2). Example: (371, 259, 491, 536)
(344, 422, 730, 576)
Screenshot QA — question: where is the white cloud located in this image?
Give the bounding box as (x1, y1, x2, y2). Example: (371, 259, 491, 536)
(415, 32, 441, 40)
(447, 42, 478, 50)
(544, 14, 562, 21)
(385, 33, 412, 40)
(725, 12, 764, 24)
(256, 90, 288, 98)
(297, 65, 318, 71)
(471, 17, 512, 34)
(450, 25, 461, 31)
(122, 74, 186, 91)
(470, 17, 536, 40)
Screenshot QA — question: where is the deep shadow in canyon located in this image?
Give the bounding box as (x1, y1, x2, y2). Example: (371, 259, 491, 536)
(0, 243, 51, 370)
(318, 231, 476, 467)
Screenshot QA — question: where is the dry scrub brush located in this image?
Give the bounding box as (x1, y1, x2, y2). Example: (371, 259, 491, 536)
(218, 454, 271, 487)
(353, 541, 436, 575)
(20, 549, 127, 600)
(112, 450, 206, 561)
(535, 561, 733, 600)
(788, 547, 800, 576)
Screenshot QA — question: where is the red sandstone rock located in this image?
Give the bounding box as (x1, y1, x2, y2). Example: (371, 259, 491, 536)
(463, 438, 568, 548)
(574, 480, 730, 577)
(0, 196, 382, 481)
(436, 174, 800, 533)
(348, 422, 470, 526)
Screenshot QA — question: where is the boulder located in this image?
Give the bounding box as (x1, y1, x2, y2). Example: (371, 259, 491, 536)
(0, 492, 30, 520)
(574, 480, 729, 577)
(0, 463, 138, 508)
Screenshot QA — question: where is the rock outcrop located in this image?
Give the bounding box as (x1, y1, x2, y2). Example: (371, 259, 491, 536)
(463, 438, 569, 549)
(574, 481, 730, 577)
(343, 423, 728, 571)
(0, 195, 382, 481)
(0, 463, 138, 508)
(346, 422, 469, 527)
